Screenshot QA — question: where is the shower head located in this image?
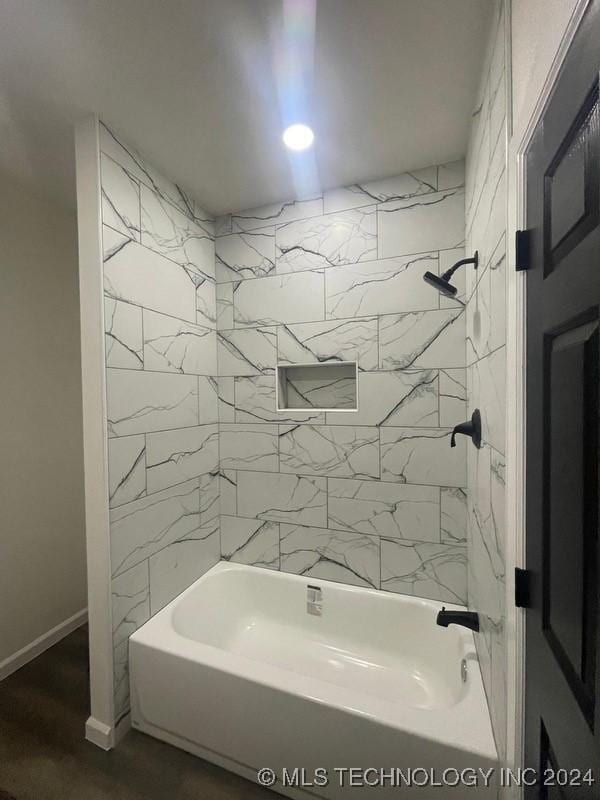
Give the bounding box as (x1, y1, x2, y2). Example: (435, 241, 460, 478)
(423, 271, 458, 298)
(422, 251, 479, 300)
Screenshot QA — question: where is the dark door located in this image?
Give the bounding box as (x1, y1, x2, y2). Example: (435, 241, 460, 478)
(525, 2, 600, 796)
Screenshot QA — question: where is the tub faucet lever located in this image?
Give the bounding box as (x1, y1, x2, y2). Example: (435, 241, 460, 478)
(450, 409, 482, 449)
(436, 606, 480, 632)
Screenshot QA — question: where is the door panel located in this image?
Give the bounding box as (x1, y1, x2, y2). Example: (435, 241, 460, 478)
(544, 313, 598, 726)
(525, 1, 600, 796)
(544, 82, 599, 272)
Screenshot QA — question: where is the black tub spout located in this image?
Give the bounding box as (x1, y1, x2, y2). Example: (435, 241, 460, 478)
(436, 606, 480, 632)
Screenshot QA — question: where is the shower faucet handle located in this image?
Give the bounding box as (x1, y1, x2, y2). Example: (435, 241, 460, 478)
(450, 409, 482, 449)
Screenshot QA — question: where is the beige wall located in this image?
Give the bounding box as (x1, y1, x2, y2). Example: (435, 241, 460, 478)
(0, 173, 86, 664)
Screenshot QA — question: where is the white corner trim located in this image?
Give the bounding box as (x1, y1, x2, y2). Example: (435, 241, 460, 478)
(85, 716, 114, 750)
(0, 608, 88, 682)
(75, 114, 116, 737)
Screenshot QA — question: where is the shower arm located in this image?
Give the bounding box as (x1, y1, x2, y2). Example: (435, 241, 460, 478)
(440, 252, 479, 282)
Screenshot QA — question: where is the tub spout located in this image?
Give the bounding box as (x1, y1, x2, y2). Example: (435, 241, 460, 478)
(436, 606, 480, 632)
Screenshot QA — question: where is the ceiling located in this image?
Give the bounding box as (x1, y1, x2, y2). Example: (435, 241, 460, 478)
(0, 0, 492, 216)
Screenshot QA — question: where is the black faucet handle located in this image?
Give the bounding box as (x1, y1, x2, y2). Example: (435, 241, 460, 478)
(450, 409, 481, 449)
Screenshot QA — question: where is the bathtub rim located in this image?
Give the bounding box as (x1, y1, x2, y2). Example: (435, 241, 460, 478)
(130, 561, 498, 762)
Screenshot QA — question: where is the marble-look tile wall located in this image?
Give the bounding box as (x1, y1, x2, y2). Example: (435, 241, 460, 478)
(99, 123, 220, 722)
(464, 1, 508, 763)
(215, 163, 470, 606)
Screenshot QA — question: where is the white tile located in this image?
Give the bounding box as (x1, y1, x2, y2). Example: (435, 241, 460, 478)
(148, 534, 219, 614)
(325, 253, 440, 319)
(468, 347, 505, 454)
(112, 561, 149, 720)
(491, 451, 506, 555)
(489, 234, 506, 353)
(196, 273, 217, 330)
(280, 524, 380, 589)
(326, 370, 438, 427)
(221, 516, 279, 570)
(199, 471, 220, 532)
(143, 309, 217, 375)
(227, 196, 323, 232)
(378, 188, 465, 259)
(279, 424, 380, 480)
(106, 369, 198, 437)
(198, 376, 219, 425)
(467, 134, 506, 282)
(108, 434, 146, 508)
(217, 327, 276, 376)
(466, 270, 491, 365)
(216, 283, 234, 330)
(217, 377, 235, 422)
(233, 271, 325, 328)
(141, 184, 214, 278)
(219, 423, 278, 471)
(216, 229, 276, 282)
(101, 153, 141, 240)
(104, 298, 143, 370)
(379, 308, 466, 369)
(328, 479, 440, 542)
(467, 437, 492, 534)
(381, 539, 467, 603)
(110, 479, 200, 576)
(100, 122, 213, 228)
(103, 226, 197, 323)
(237, 471, 327, 527)
(100, 121, 152, 187)
(235, 375, 325, 424)
(439, 369, 467, 426)
(278, 317, 378, 370)
(380, 427, 467, 487)
(111, 562, 149, 651)
(220, 470, 237, 515)
(276, 207, 377, 273)
(441, 487, 468, 543)
(488, 3, 507, 156)
(215, 214, 232, 236)
(146, 425, 219, 493)
(437, 160, 466, 191)
(323, 168, 438, 213)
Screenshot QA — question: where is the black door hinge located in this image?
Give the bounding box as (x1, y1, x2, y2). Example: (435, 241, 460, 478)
(515, 229, 532, 271)
(515, 567, 531, 608)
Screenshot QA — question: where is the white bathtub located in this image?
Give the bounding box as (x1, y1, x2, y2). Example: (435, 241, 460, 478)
(130, 563, 497, 798)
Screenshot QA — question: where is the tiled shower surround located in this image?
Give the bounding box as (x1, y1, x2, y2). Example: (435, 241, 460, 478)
(464, 0, 508, 762)
(99, 123, 220, 721)
(99, 121, 472, 725)
(214, 163, 469, 597)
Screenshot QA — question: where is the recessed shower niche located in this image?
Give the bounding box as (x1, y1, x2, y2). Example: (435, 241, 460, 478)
(276, 362, 358, 412)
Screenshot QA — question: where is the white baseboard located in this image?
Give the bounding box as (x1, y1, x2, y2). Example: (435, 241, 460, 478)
(0, 608, 88, 682)
(85, 716, 114, 750)
(85, 711, 129, 751)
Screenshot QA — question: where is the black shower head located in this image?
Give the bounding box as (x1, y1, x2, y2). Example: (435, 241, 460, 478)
(423, 270, 458, 298)
(422, 251, 478, 300)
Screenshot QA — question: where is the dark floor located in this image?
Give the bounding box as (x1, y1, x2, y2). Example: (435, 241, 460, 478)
(0, 626, 274, 799)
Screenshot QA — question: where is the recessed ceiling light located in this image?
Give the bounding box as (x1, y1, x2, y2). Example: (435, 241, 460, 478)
(283, 123, 314, 151)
